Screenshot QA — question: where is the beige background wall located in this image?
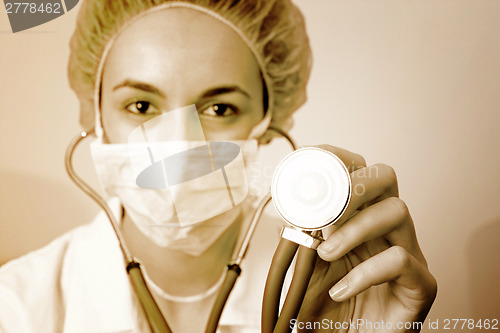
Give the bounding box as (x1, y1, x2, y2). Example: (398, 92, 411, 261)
(1, 0, 499, 331)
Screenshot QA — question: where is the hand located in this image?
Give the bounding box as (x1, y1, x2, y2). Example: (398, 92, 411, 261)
(296, 145, 437, 333)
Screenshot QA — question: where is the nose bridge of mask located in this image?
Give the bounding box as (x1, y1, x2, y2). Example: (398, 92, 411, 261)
(126, 104, 249, 226)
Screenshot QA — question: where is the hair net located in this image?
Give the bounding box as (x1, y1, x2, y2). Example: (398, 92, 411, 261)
(68, 0, 312, 138)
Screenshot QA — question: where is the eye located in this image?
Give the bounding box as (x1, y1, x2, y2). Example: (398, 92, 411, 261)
(200, 104, 237, 117)
(125, 101, 158, 115)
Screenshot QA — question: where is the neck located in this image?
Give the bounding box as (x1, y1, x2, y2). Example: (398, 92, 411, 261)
(120, 208, 243, 297)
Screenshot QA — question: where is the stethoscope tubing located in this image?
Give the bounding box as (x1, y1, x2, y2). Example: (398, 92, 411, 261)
(262, 238, 318, 333)
(205, 264, 241, 333)
(273, 245, 317, 333)
(127, 261, 172, 333)
(206, 193, 273, 332)
(262, 237, 299, 333)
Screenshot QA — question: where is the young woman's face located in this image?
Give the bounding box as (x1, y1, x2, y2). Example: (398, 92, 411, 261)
(100, 8, 265, 143)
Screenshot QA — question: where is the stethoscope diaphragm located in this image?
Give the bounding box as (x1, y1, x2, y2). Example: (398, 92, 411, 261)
(271, 147, 351, 231)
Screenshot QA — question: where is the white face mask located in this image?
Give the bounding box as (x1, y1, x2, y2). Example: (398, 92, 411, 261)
(90, 138, 259, 256)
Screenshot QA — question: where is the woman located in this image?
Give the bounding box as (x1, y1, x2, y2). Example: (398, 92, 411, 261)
(0, 0, 436, 332)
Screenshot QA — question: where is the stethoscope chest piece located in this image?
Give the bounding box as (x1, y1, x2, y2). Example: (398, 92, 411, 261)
(271, 147, 351, 231)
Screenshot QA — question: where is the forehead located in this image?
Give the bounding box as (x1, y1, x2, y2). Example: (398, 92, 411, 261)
(102, 8, 260, 91)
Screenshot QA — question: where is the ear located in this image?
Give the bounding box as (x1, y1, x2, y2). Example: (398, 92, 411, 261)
(258, 116, 295, 146)
(258, 130, 278, 145)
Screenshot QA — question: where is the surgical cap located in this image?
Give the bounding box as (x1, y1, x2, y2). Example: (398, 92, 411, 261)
(68, 0, 312, 136)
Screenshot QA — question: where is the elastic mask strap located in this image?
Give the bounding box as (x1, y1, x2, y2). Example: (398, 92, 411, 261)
(249, 111, 272, 143)
(94, 110, 104, 139)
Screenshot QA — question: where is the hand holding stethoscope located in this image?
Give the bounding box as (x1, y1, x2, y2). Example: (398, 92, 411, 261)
(280, 145, 437, 333)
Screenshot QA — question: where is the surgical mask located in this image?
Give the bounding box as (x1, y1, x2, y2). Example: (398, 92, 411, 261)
(90, 138, 259, 256)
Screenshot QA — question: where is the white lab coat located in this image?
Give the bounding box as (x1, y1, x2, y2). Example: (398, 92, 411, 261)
(0, 201, 283, 333)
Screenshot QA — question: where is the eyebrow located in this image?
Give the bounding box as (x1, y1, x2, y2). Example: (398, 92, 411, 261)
(113, 80, 250, 100)
(200, 86, 251, 99)
(113, 79, 166, 98)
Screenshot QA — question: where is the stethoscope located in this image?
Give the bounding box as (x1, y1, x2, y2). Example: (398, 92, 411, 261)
(65, 128, 351, 333)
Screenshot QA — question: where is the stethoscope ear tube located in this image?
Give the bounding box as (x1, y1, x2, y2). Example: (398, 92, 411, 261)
(127, 262, 172, 333)
(205, 264, 241, 333)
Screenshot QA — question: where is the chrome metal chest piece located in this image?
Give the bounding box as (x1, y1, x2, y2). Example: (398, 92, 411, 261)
(271, 147, 351, 247)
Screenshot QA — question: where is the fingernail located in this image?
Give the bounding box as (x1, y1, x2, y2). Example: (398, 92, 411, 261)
(329, 280, 349, 300)
(318, 236, 339, 256)
(317, 243, 332, 256)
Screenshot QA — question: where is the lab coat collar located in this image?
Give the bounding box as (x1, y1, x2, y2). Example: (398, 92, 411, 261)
(61, 198, 145, 332)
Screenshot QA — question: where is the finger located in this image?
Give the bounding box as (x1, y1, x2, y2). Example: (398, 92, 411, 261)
(328, 246, 437, 308)
(312, 144, 367, 172)
(318, 197, 426, 265)
(322, 164, 399, 240)
(335, 163, 399, 226)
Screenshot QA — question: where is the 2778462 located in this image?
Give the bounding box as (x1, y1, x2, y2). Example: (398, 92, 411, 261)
(5, 2, 62, 14)
(442, 319, 498, 330)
